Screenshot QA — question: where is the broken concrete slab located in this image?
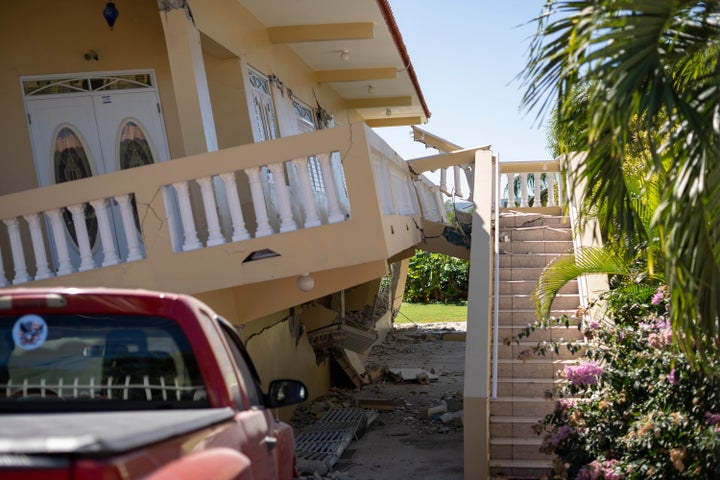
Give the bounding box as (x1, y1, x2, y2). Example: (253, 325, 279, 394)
(387, 368, 439, 383)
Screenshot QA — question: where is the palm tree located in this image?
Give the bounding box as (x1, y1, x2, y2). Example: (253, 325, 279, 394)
(521, 0, 720, 362)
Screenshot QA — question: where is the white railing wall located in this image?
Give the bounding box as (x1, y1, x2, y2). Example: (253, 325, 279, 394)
(0, 124, 425, 288)
(498, 160, 564, 210)
(164, 151, 350, 253)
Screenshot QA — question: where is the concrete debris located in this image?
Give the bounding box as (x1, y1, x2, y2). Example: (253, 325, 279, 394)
(387, 368, 439, 383)
(439, 410, 464, 426)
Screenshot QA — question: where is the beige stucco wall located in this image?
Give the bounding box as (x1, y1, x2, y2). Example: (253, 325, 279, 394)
(1, 0, 183, 195)
(1, 0, 352, 198)
(1, 0, 412, 408)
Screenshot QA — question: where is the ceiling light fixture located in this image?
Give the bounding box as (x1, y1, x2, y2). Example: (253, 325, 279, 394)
(340, 50, 350, 61)
(297, 274, 315, 292)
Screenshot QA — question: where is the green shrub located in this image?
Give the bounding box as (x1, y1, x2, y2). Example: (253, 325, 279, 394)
(403, 250, 468, 304)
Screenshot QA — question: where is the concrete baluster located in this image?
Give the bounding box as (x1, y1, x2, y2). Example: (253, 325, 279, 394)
(66, 204, 94, 272)
(534, 172, 542, 207)
(520, 173, 529, 208)
(0, 247, 7, 287)
(24, 213, 53, 280)
(89, 199, 120, 267)
(219, 172, 251, 242)
(268, 162, 297, 233)
(170, 181, 202, 251)
(317, 152, 345, 224)
(196, 176, 225, 246)
(244, 167, 274, 238)
(3, 217, 30, 284)
(506, 174, 515, 208)
(114, 194, 144, 261)
(454, 165, 463, 198)
(46, 209, 73, 275)
(291, 157, 322, 228)
(547, 173, 556, 207)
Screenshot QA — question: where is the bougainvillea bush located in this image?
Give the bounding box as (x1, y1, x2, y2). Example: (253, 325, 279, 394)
(537, 287, 720, 479)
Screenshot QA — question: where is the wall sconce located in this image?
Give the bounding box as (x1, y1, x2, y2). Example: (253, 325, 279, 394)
(340, 50, 350, 61)
(84, 50, 99, 61)
(367, 85, 375, 94)
(386, 108, 392, 116)
(297, 274, 315, 292)
(103, 2, 119, 30)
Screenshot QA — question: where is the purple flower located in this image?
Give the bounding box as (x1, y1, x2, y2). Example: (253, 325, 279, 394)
(565, 362, 604, 386)
(705, 412, 720, 426)
(551, 425, 574, 446)
(667, 368, 678, 385)
(555, 398, 576, 412)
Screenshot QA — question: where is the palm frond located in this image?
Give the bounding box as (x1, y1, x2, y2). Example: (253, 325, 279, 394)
(533, 246, 631, 321)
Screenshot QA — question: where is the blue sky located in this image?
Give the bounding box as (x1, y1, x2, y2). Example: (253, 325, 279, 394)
(376, 1, 552, 164)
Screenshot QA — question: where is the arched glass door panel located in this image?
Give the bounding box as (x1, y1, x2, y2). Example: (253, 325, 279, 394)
(53, 127, 97, 248)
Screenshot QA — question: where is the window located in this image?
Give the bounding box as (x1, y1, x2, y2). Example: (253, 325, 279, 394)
(217, 319, 264, 407)
(53, 127, 98, 249)
(0, 314, 207, 412)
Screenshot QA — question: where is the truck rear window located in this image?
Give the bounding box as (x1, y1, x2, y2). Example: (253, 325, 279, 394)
(0, 314, 208, 411)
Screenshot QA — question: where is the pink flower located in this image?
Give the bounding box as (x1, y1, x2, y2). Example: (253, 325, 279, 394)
(565, 362, 604, 386)
(651, 291, 664, 305)
(667, 368, 678, 385)
(555, 398, 576, 412)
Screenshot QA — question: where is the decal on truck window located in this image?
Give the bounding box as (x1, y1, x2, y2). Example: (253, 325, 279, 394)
(12, 315, 48, 350)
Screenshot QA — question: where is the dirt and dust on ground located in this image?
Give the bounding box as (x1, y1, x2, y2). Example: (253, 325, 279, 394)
(290, 322, 467, 480)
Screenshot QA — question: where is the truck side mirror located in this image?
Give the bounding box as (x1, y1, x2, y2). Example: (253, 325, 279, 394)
(265, 379, 308, 408)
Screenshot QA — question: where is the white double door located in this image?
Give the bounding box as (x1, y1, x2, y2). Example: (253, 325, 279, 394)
(26, 89, 170, 269)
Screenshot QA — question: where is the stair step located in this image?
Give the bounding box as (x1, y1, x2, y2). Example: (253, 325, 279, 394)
(501, 227, 573, 242)
(490, 437, 550, 461)
(498, 279, 578, 295)
(490, 396, 557, 417)
(501, 240, 574, 255)
(496, 309, 579, 325)
(494, 377, 564, 397)
(495, 343, 582, 361)
(497, 293, 580, 311)
(494, 358, 575, 378)
(499, 252, 572, 268)
(490, 458, 554, 478)
(496, 324, 586, 343)
(498, 213, 570, 228)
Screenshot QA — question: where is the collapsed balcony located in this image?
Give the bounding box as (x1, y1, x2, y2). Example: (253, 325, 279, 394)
(0, 124, 449, 314)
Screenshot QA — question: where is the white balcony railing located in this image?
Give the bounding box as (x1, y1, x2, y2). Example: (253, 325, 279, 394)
(0, 124, 433, 288)
(498, 160, 565, 210)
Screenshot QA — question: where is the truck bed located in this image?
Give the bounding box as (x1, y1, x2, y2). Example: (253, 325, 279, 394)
(0, 408, 235, 455)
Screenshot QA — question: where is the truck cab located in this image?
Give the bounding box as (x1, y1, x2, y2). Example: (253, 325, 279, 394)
(0, 287, 307, 479)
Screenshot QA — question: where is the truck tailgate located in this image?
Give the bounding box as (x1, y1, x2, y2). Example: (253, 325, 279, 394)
(0, 408, 235, 455)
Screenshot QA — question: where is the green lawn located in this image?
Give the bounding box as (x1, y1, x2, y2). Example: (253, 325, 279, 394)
(395, 302, 467, 324)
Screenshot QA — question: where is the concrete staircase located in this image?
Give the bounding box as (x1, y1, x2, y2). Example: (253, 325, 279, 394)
(489, 211, 585, 479)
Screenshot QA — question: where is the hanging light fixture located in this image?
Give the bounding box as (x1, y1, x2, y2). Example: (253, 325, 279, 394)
(103, 2, 119, 30)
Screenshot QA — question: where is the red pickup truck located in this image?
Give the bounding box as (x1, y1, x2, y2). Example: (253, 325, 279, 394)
(0, 287, 307, 479)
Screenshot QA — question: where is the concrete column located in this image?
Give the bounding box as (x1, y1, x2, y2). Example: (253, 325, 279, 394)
(464, 149, 495, 479)
(159, 4, 218, 155)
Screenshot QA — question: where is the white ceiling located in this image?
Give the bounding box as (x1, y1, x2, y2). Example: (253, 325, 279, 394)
(237, 0, 429, 124)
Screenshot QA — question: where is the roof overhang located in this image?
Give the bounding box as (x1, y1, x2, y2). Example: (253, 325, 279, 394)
(237, 0, 430, 127)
